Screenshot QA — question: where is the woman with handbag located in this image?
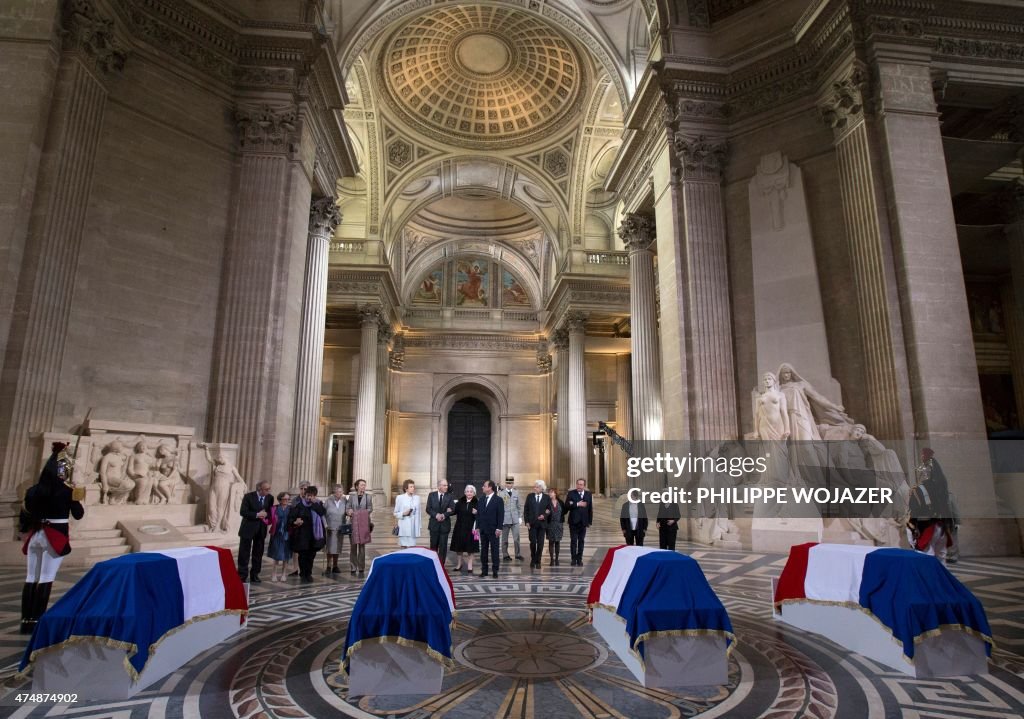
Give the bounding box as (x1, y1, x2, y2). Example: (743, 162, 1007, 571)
(393, 479, 421, 547)
(288, 485, 326, 583)
(323, 485, 349, 575)
(347, 479, 373, 575)
(449, 484, 479, 573)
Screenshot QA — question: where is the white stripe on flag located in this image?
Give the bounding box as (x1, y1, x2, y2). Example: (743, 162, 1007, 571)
(804, 544, 878, 604)
(393, 548, 455, 611)
(598, 546, 664, 611)
(156, 547, 225, 621)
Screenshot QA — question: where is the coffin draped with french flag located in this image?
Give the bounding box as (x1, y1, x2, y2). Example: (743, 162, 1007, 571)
(341, 548, 456, 675)
(774, 543, 993, 660)
(588, 546, 734, 660)
(20, 546, 247, 679)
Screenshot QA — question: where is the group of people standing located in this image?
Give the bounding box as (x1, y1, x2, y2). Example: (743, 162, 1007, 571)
(236, 478, 376, 584)
(417, 477, 595, 573)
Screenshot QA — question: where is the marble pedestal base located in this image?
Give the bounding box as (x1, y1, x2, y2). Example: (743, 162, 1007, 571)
(775, 600, 988, 677)
(347, 642, 445, 696)
(32, 613, 242, 699)
(592, 607, 728, 687)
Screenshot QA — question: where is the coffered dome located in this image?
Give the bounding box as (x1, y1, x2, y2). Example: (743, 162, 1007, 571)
(379, 5, 584, 149)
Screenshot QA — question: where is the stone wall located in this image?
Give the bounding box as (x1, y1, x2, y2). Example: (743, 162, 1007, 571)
(53, 50, 234, 435)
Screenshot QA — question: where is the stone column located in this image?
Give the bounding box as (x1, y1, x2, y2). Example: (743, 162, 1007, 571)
(566, 312, 589, 483)
(551, 329, 570, 486)
(613, 353, 633, 492)
(818, 68, 909, 441)
(1003, 182, 1024, 423)
(290, 197, 340, 489)
(871, 44, 998, 534)
(351, 306, 381, 488)
(671, 134, 738, 440)
(618, 214, 663, 441)
(371, 320, 392, 498)
(0, 2, 126, 497)
(208, 102, 314, 489)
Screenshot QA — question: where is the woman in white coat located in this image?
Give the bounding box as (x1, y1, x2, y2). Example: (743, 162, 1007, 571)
(393, 479, 421, 547)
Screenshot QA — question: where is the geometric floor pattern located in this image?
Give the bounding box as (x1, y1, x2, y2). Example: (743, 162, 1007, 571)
(0, 515, 1022, 718)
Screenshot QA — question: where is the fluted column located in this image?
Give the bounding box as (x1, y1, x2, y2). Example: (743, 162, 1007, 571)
(208, 102, 314, 489)
(0, 1, 127, 497)
(672, 135, 738, 440)
(352, 306, 381, 488)
(291, 197, 340, 488)
(1003, 181, 1024, 423)
(613, 353, 633, 492)
(566, 312, 588, 483)
(551, 329, 570, 486)
(618, 214, 663, 441)
(371, 320, 392, 497)
(818, 68, 907, 440)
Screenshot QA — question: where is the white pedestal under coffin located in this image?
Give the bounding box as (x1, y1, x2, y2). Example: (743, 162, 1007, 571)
(775, 600, 988, 677)
(31, 613, 242, 700)
(347, 641, 445, 696)
(592, 607, 728, 687)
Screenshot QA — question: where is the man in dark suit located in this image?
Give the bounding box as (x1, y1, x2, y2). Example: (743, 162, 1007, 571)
(656, 501, 681, 550)
(524, 480, 552, 569)
(620, 498, 648, 546)
(238, 480, 273, 583)
(565, 478, 593, 566)
(427, 478, 455, 564)
(476, 480, 504, 578)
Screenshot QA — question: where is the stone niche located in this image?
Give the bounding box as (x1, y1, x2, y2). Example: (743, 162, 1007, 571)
(42, 419, 243, 536)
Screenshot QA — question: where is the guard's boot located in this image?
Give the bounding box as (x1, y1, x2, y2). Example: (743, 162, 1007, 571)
(20, 583, 35, 634)
(32, 582, 53, 623)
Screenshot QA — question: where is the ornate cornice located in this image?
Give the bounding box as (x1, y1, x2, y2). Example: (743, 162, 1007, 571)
(234, 103, 299, 154)
(618, 214, 656, 253)
(402, 333, 540, 352)
(673, 134, 728, 182)
(63, 0, 129, 76)
(309, 196, 341, 240)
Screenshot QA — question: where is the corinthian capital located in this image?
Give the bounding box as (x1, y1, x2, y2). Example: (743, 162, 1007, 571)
(62, 0, 128, 75)
(309, 196, 341, 240)
(235, 103, 299, 153)
(673, 134, 728, 182)
(617, 214, 656, 253)
(564, 311, 587, 335)
(359, 305, 383, 327)
(818, 68, 868, 132)
(549, 328, 569, 351)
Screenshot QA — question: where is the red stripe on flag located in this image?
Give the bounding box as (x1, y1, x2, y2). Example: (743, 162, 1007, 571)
(774, 542, 817, 605)
(205, 546, 249, 621)
(587, 545, 626, 609)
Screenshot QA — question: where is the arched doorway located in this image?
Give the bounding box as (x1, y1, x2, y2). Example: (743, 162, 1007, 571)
(445, 397, 491, 495)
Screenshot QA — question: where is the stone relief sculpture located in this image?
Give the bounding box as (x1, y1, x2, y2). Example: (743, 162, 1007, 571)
(128, 437, 157, 504)
(153, 442, 183, 504)
(754, 371, 790, 441)
(695, 442, 742, 547)
(98, 439, 134, 504)
(755, 362, 911, 547)
(777, 363, 853, 438)
(199, 443, 246, 532)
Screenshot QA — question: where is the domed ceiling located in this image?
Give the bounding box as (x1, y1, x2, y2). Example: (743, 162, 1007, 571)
(379, 5, 584, 149)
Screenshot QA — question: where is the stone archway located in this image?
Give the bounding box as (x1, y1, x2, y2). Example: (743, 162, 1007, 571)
(431, 376, 509, 490)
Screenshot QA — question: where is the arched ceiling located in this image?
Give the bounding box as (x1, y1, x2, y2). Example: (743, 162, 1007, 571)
(379, 5, 585, 150)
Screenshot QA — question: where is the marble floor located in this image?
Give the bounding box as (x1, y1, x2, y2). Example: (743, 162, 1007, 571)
(0, 511, 1022, 718)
